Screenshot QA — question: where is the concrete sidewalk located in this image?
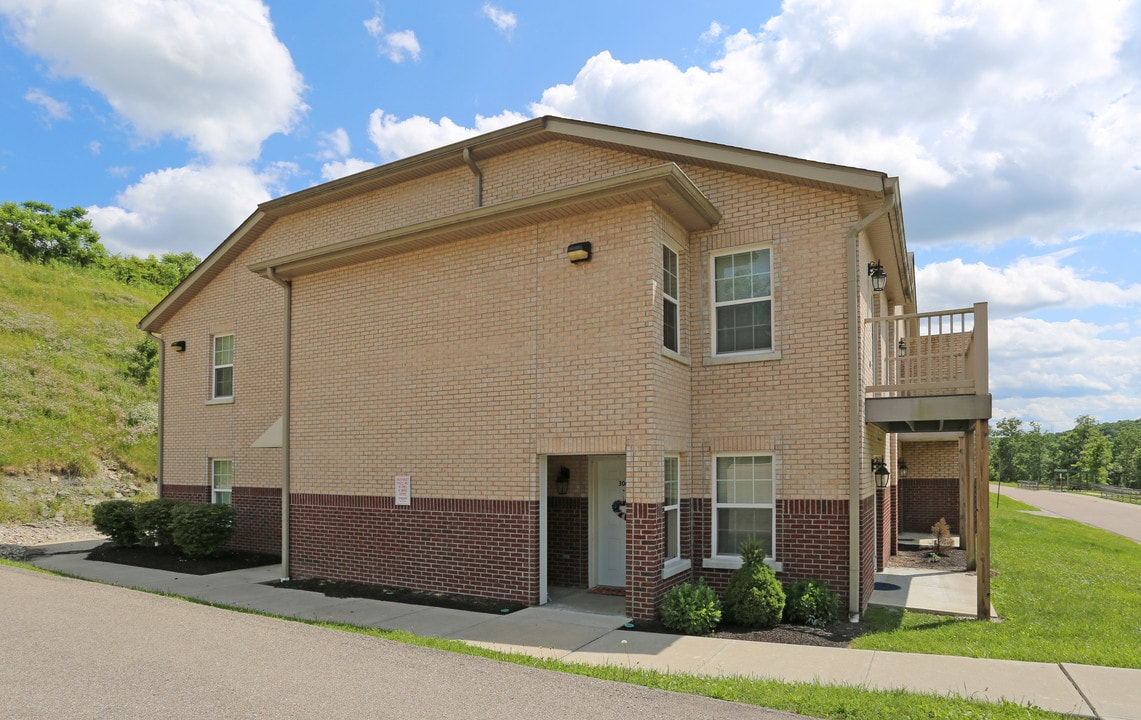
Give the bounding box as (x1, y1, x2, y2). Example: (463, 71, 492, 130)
(26, 542, 1141, 720)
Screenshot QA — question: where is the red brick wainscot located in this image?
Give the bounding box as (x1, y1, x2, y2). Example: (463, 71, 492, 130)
(899, 477, 960, 534)
(547, 495, 588, 587)
(161, 483, 280, 555)
(691, 498, 855, 614)
(289, 494, 539, 605)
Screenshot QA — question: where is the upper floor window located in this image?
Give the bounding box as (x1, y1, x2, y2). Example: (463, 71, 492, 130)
(712, 248, 772, 355)
(213, 335, 234, 399)
(662, 245, 680, 352)
(713, 454, 775, 559)
(211, 459, 232, 505)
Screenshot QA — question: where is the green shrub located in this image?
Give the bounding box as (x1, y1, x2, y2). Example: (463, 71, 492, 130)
(660, 579, 722, 635)
(91, 499, 138, 546)
(783, 578, 840, 627)
(170, 503, 235, 558)
(134, 498, 184, 548)
(723, 539, 785, 628)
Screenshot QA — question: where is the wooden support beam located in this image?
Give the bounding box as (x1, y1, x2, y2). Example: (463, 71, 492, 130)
(976, 419, 992, 620)
(962, 434, 976, 569)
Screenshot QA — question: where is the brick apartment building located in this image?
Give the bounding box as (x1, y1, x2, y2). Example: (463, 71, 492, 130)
(139, 117, 992, 620)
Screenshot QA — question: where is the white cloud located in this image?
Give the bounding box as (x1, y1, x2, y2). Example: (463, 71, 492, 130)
(86, 164, 276, 257)
(24, 88, 69, 120)
(699, 21, 725, 44)
(317, 128, 352, 160)
(320, 158, 377, 181)
(367, 109, 528, 160)
(916, 253, 1141, 318)
(482, 4, 517, 37)
(364, 10, 421, 63)
(1, 0, 306, 163)
(989, 317, 1141, 431)
(89, 141, 101, 155)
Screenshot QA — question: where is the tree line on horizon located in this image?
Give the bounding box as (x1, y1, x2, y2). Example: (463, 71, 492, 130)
(991, 415, 1141, 489)
(1, 200, 199, 292)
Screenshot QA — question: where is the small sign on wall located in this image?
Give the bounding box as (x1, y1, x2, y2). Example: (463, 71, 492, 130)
(395, 475, 411, 506)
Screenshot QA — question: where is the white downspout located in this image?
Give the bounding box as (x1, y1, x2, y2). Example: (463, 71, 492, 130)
(266, 268, 292, 581)
(845, 186, 898, 622)
(144, 331, 164, 498)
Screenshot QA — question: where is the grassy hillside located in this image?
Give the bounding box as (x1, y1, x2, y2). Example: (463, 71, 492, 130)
(1, 253, 167, 521)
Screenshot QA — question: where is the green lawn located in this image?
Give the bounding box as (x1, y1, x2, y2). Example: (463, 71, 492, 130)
(854, 493, 1141, 669)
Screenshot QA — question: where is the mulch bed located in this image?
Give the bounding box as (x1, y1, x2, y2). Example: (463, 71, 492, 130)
(621, 615, 874, 648)
(271, 577, 527, 615)
(86, 543, 280, 575)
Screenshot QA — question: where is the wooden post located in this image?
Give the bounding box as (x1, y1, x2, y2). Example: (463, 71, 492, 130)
(976, 419, 992, 620)
(962, 433, 976, 569)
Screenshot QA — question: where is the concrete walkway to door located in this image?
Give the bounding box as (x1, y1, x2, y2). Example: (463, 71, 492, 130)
(995, 483, 1141, 543)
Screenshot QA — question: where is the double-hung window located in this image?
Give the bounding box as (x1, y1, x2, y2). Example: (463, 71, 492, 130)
(713, 455, 775, 558)
(212, 335, 234, 399)
(212, 459, 232, 505)
(712, 247, 772, 355)
(662, 245, 680, 353)
(663, 455, 680, 563)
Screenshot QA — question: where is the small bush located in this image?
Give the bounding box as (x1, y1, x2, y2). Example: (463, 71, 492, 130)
(91, 500, 138, 546)
(931, 517, 953, 557)
(170, 503, 235, 558)
(783, 579, 840, 627)
(134, 498, 184, 548)
(660, 579, 722, 635)
(723, 539, 785, 628)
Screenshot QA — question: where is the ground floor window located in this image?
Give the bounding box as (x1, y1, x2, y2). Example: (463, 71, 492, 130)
(713, 454, 774, 558)
(211, 459, 232, 505)
(664, 455, 680, 562)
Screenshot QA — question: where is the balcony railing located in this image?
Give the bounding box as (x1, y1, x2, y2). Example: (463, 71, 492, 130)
(865, 302, 988, 398)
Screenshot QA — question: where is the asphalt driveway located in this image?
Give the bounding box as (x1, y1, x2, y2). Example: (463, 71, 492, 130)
(0, 566, 803, 720)
(995, 484, 1141, 543)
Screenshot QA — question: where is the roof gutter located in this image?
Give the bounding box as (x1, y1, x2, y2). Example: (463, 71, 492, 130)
(845, 184, 899, 621)
(265, 267, 292, 582)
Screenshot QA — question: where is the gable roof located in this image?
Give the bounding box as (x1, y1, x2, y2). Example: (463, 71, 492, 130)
(139, 116, 901, 332)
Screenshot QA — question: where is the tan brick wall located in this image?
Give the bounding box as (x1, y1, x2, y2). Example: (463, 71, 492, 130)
(684, 173, 861, 503)
(287, 202, 662, 500)
(900, 439, 960, 478)
(153, 133, 899, 606)
(158, 254, 284, 492)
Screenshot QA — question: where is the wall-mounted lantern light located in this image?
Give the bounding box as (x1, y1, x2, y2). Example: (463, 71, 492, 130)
(871, 456, 891, 488)
(566, 241, 592, 263)
(170, 340, 187, 352)
(555, 466, 570, 495)
(898, 459, 909, 478)
(897, 338, 907, 357)
(867, 261, 888, 292)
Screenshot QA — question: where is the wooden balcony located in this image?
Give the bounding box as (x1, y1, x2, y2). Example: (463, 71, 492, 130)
(865, 302, 992, 433)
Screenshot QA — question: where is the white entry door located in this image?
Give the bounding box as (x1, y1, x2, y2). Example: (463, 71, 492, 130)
(592, 456, 627, 588)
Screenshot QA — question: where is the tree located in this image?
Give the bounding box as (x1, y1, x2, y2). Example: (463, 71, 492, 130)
(0, 201, 106, 266)
(991, 417, 1024, 483)
(1021, 421, 1051, 484)
(1053, 414, 1098, 471)
(1078, 430, 1113, 485)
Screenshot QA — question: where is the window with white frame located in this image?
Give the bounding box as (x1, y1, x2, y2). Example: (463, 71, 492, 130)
(662, 245, 680, 353)
(664, 455, 680, 562)
(212, 335, 233, 399)
(211, 459, 232, 505)
(713, 455, 775, 558)
(712, 247, 772, 355)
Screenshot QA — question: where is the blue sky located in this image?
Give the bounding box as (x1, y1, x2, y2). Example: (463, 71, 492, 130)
(1, 0, 1139, 432)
